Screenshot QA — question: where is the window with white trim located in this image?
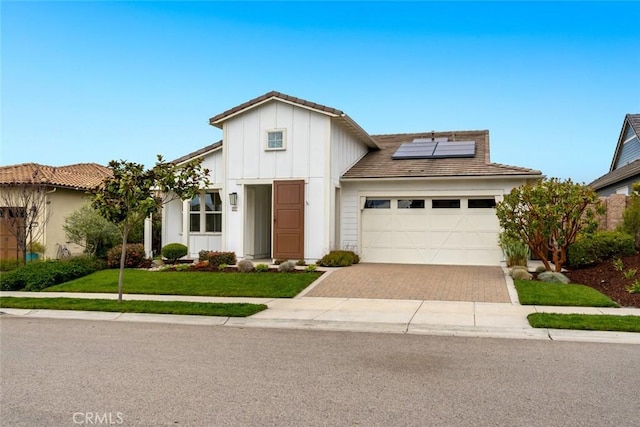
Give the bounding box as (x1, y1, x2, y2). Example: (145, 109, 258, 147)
(189, 192, 222, 233)
(266, 130, 285, 150)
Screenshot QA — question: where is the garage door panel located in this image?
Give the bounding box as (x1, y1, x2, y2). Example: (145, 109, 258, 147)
(361, 197, 501, 266)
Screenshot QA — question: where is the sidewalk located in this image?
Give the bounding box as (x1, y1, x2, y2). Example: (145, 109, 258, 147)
(2, 291, 639, 344)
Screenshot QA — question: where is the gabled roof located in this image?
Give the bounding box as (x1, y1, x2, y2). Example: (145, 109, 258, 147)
(609, 114, 640, 172)
(589, 114, 640, 190)
(171, 140, 223, 165)
(341, 130, 542, 179)
(208, 91, 379, 149)
(0, 163, 111, 190)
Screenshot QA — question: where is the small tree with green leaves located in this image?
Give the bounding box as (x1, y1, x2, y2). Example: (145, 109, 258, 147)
(91, 155, 209, 302)
(621, 182, 640, 249)
(496, 178, 604, 272)
(63, 204, 121, 256)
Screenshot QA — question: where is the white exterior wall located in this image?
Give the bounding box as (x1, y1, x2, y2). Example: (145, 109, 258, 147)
(161, 148, 225, 258)
(224, 101, 333, 261)
(329, 120, 369, 250)
(340, 177, 533, 255)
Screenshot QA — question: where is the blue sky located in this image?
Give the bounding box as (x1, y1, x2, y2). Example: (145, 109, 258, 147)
(2, 1, 639, 184)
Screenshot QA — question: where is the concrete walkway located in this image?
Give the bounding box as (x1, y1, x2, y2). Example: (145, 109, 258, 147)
(2, 290, 639, 344)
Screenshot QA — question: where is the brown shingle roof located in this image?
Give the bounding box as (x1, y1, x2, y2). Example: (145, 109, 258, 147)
(590, 158, 640, 190)
(342, 130, 542, 179)
(171, 140, 223, 164)
(0, 163, 111, 190)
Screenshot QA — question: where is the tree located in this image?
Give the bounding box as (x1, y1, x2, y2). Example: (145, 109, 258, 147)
(0, 166, 52, 264)
(621, 183, 640, 248)
(495, 178, 604, 272)
(63, 204, 121, 257)
(91, 155, 209, 302)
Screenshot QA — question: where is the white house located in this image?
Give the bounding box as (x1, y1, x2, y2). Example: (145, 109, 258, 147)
(157, 91, 542, 266)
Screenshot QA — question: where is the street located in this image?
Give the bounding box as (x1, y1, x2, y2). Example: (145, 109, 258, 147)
(1, 317, 638, 426)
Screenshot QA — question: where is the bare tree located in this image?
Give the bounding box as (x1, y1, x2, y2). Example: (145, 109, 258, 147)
(0, 166, 52, 263)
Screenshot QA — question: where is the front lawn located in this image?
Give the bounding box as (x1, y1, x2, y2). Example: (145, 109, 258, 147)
(0, 297, 266, 317)
(514, 280, 619, 307)
(0, 297, 267, 317)
(528, 313, 640, 333)
(43, 269, 321, 298)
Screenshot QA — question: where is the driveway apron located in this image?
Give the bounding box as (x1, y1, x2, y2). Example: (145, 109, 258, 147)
(305, 263, 510, 303)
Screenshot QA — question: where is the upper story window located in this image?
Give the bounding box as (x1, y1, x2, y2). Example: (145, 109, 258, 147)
(266, 130, 286, 150)
(190, 192, 222, 233)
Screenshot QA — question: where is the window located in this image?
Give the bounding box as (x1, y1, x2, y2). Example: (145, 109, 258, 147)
(398, 199, 425, 209)
(266, 130, 285, 150)
(364, 199, 390, 209)
(432, 199, 460, 209)
(189, 192, 222, 233)
(468, 198, 496, 208)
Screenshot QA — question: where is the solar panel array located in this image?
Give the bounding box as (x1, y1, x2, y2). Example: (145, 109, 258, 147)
(392, 139, 476, 160)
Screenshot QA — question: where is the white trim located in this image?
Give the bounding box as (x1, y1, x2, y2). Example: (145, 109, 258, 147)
(175, 144, 223, 166)
(265, 129, 287, 151)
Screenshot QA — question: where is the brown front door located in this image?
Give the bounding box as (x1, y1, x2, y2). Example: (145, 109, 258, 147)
(0, 208, 23, 260)
(273, 180, 304, 260)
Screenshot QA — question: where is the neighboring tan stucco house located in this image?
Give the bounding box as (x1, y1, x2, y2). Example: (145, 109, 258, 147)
(160, 91, 542, 266)
(0, 163, 110, 260)
(590, 114, 640, 196)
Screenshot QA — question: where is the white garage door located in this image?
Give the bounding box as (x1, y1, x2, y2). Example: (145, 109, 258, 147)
(361, 197, 502, 266)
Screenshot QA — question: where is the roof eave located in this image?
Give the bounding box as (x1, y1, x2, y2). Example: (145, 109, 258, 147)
(340, 173, 544, 182)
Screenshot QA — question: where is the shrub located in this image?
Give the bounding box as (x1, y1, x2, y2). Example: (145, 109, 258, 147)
(510, 267, 532, 280)
(0, 259, 21, 272)
(161, 243, 188, 263)
(218, 263, 228, 271)
(538, 271, 570, 284)
(0, 256, 105, 291)
(278, 260, 296, 272)
(498, 233, 530, 267)
(255, 263, 270, 272)
(317, 250, 360, 267)
(106, 244, 151, 269)
(237, 259, 255, 272)
(305, 264, 317, 273)
(198, 250, 237, 267)
(567, 231, 636, 268)
(296, 259, 307, 266)
(627, 279, 640, 294)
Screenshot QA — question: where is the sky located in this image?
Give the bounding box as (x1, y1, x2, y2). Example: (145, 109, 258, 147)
(2, 1, 639, 184)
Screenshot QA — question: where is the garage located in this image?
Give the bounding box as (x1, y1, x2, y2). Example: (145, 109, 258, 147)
(361, 197, 502, 266)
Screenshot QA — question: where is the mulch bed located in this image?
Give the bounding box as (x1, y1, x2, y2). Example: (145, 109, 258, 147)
(564, 253, 640, 308)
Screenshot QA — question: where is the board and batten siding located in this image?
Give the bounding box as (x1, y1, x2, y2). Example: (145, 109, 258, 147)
(223, 100, 332, 260)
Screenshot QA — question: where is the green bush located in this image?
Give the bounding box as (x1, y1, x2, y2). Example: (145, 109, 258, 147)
(198, 250, 237, 267)
(255, 263, 270, 272)
(0, 257, 105, 291)
(106, 244, 151, 269)
(161, 243, 188, 263)
(498, 233, 530, 267)
(317, 250, 360, 267)
(0, 259, 22, 272)
(567, 231, 636, 268)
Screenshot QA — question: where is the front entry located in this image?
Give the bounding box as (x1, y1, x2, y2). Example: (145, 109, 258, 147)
(273, 180, 304, 260)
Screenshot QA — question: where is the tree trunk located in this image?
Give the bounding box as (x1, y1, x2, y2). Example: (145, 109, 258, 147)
(118, 226, 129, 303)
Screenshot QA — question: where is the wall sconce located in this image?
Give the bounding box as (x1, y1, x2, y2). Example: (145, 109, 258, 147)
(229, 192, 238, 211)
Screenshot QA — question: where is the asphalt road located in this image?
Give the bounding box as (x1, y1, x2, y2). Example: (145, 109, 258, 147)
(1, 317, 638, 427)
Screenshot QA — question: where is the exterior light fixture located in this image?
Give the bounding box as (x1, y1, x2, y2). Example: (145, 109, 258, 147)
(229, 192, 238, 211)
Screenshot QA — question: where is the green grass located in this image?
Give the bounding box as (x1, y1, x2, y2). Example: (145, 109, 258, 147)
(528, 313, 640, 333)
(0, 297, 266, 317)
(514, 280, 619, 307)
(42, 269, 321, 298)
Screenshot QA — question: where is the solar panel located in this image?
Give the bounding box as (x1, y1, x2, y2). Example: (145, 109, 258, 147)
(392, 141, 437, 159)
(412, 137, 449, 144)
(392, 140, 476, 160)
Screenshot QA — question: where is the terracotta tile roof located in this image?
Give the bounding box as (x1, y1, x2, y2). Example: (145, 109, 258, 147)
(209, 91, 379, 149)
(590, 158, 640, 190)
(342, 130, 542, 179)
(0, 163, 111, 190)
(171, 140, 223, 164)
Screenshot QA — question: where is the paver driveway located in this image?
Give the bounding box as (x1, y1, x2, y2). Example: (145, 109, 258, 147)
(305, 263, 510, 303)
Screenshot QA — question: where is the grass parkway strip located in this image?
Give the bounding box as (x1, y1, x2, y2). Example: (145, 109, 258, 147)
(528, 313, 640, 333)
(0, 297, 267, 317)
